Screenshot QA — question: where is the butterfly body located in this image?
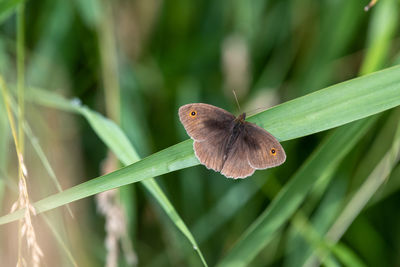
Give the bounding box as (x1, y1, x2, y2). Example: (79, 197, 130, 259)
(179, 103, 285, 179)
(220, 113, 246, 163)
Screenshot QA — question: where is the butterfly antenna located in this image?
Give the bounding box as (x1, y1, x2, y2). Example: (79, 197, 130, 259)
(232, 90, 241, 112)
(364, 0, 377, 11)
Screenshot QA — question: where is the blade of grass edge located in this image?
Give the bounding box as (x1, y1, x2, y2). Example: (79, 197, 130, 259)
(1, 63, 400, 228)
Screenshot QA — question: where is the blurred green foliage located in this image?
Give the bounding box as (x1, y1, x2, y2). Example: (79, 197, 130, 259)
(0, 0, 400, 266)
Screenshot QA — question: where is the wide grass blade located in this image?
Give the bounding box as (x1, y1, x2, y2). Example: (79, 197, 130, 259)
(249, 65, 400, 141)
(0, 65, 400, 229)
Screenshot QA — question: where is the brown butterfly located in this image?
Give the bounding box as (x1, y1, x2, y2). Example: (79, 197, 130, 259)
(179, 103, 286, 179)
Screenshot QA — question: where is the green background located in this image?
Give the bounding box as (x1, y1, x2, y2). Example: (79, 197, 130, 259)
(0, 0, 400, 266)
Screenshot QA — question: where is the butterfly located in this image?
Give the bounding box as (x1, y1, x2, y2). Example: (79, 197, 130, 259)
(179, 103, 286, 179)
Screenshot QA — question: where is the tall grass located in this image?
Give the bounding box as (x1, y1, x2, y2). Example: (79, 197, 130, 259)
(0, 0, 399, 266)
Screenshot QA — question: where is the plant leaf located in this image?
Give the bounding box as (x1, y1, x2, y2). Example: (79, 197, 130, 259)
(1, 65, 400, 227)
(217, 117, 376, 267)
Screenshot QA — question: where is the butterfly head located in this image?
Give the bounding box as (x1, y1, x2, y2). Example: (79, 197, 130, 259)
(236, 113, 246, 122)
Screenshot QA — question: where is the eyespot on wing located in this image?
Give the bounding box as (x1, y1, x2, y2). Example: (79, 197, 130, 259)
(243, 122, 286, 169)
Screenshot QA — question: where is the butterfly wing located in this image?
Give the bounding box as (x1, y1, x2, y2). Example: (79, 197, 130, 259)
(179, 103, 236, 171)
(179, 103, 235, 141)
(220, 135, 255, 179)
(179, 103, 286, 178)
(193, 134, 230, 172)
(243, 122, 286, 169)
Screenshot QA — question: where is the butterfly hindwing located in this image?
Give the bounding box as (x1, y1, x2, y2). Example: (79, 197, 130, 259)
(242, 122, 286, 169)
(193, 133, 230, 172)
(220, 134, 255, 179)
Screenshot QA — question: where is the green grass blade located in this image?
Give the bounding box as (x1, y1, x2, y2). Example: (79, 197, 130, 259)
(150, 177, 268, 266)
(79, 106, 140, 164)
(326, 120, 400, 242)
(7, 95, 66, 195)
(291, 213, 367, 267)
(217, 117, 376, 267)
(285, 175, 347, 267)
(0, 64, 399, 228)
(330, 243, 368, 267)
(249, 65, 400, 141)
(360, 0, 398, 75)
(42, 215, 78, 267)
(0, 139, 195, 219)
(193, 178, 266, 244)
(287, 1, 399, 263)
(0, 0, 24, 23)
(29, 94, 208, 265)
(30, 64, 400, 144)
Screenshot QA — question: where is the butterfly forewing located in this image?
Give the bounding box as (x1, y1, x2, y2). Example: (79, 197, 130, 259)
(179, 103, 235, 141)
